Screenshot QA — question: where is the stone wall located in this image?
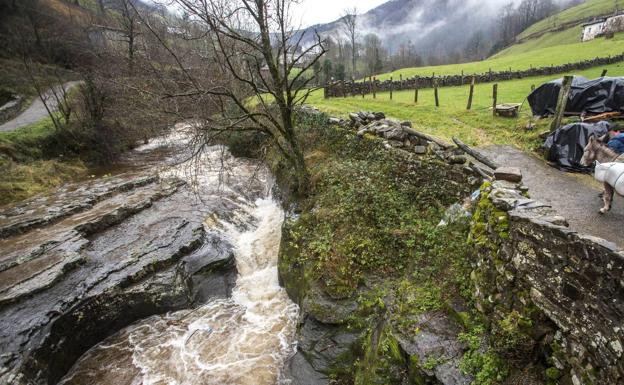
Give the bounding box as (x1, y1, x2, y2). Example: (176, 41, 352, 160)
(324, 54, 624, 98)
(0, 96, 24, 123)
(471, 180, 624, 385)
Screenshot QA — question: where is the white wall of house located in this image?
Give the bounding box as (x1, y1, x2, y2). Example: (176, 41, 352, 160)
(582, 20, 606, 41)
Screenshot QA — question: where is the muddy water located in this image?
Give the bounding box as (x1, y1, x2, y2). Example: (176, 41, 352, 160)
(58, 130, 299, 385)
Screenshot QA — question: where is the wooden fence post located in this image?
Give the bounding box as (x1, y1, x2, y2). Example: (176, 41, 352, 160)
(373, 77, 376, 99)
(492, 83, 498, 117)
(390, 77, 393, 100)
(551, 75, 573, 132)
(400, 74, 403, 89)
(434, 79, 440, 107)
(414, 87, 419, 104)
(467, 76, 475, 110)
(601, 69, 608, 77)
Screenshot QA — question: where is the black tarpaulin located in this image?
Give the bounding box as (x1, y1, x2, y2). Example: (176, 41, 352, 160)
(528, 76, 624, 117)
(544, 121, 611, 171)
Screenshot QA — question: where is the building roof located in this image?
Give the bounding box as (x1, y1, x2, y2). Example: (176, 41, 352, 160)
(582, 18, 607, 27)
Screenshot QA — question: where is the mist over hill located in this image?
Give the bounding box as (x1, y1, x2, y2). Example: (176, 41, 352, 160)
(299, 0, 574, 66)
(299, 0, 500, 63)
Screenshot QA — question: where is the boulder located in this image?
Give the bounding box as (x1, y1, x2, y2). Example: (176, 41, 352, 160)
(414, 146, 428, 154)
(494, 167, 523, 183)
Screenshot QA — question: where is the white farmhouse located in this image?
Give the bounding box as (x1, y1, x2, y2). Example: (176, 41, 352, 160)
(582, 19, 606, 41)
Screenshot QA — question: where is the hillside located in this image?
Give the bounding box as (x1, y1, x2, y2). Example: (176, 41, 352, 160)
(372, 32, 624, 80)
(518, 0, 621, 40)
(365, 0, 624, 81)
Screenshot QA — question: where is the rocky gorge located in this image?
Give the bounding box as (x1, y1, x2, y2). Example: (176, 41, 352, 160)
(0, 127, 298, 385)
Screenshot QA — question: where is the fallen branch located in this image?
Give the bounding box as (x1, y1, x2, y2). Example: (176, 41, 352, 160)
(404, 127, 451, 149)
(452, 137, 499, 170)
(470, 163, 493, 180)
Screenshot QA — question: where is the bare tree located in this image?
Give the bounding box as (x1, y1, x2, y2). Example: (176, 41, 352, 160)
(363, 33, 383, 76)
(340, 7, 357, 78)
(139, 0, 326, 194)
(109, 0, 142, 73)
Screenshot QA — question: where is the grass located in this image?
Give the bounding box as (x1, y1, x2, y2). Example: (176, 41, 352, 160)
(0, 117, 87, 206)
(492, 27, 582, 57)
(307, 62, 624, 150)
(518, 0, 621, 39)
(370, 33, 624, 81)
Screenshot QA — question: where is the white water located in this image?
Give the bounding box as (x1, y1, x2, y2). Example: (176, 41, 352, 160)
(59, 138, 299, 385)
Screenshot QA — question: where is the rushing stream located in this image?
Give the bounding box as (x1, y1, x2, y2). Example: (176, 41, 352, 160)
(57, 129, 300, 385)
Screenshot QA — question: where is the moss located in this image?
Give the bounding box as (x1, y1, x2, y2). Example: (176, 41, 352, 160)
(354, 324, 408, 385)
(546, 367, 561, 380)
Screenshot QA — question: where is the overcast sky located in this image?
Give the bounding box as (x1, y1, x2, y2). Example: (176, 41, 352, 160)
(292, 0, 389, 27)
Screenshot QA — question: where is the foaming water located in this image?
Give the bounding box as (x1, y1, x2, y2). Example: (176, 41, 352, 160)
(58, 138, 299, 385)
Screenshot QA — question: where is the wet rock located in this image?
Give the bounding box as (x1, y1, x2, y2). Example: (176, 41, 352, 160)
(303, 284, 358, 325)
(282, 316, 360, 385)
(396, 312, 472, 385)
(0, 175, 158, 238)
(0, 173, 239, 385)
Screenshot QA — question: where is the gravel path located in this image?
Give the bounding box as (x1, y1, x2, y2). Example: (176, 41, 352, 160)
(479, 145, 624, 250)
(0, 81, 82, 132)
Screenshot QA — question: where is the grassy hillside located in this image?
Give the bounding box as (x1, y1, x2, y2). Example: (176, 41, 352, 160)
(372, 33, 624, 81)
(309, 62, 624, 150)
(492, 27, 581, 57)
(518, 0, 620, 40)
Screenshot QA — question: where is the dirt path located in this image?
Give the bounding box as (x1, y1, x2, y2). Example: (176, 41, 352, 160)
(479, 145, 624, 250)
(0, 81, 81, 132)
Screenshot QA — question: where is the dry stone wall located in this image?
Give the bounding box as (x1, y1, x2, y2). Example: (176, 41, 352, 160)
(471, 180, 624, 385)
(324, 54, 624, 98)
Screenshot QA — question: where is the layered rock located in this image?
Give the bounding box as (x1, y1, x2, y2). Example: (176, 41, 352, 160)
(0, 173, 238, 385)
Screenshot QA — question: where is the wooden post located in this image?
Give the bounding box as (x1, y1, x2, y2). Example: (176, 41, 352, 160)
(461, 70, 464, 85)
(601, 69, 608, 77)
(414, 87, 419, 104)
(531, 84, 536, 92)
(369, 77, 373, 95)
(400, 74, 403, 89)
(492, 83, 498, 117)
(390, 76, 393, 100)
(550, 75, 573, 132)
(434, 79, 440, 107)
(373, 77, 376, 99)
(467, 76, 475, 110)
